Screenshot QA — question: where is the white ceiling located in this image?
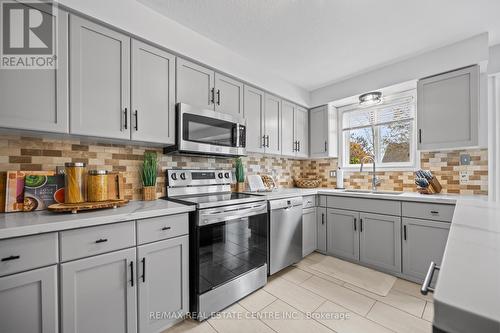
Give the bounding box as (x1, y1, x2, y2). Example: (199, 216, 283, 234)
(139, 0, 500, 91)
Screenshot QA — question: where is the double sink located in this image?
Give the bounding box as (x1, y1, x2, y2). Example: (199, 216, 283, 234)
(343, 189, 404, 195)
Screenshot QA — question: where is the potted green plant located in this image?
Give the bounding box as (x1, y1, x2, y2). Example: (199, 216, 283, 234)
(140, 152, 158, 201)
(234, 157, 245, 192)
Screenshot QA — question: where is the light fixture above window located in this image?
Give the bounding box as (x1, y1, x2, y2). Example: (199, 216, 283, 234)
(359, 91, 382, 106)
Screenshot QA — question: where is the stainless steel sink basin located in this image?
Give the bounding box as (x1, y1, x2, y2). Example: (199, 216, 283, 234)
(343, 189, 404, 195)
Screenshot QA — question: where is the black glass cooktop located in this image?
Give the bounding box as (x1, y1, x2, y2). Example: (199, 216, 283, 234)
(168, 192, 264, 209)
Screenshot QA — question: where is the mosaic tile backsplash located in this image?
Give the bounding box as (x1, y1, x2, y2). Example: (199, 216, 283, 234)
(0, 134, 487, 200)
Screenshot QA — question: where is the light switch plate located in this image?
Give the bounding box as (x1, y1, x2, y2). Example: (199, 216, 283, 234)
(329, 170, 336, 177)
(459, 171, 471, 184)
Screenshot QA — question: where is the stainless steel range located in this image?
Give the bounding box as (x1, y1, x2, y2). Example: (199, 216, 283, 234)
(166, 169, 268, 321)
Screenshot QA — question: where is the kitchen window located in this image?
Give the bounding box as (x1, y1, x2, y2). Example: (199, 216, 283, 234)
(339, 90, 417, 170)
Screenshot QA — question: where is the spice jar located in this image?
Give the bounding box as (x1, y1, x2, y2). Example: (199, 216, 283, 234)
(88, 170, 108, 202)
(64, 162, 87, 203)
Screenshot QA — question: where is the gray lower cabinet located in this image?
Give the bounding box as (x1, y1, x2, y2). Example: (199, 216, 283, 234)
(359, 213, 401, 273)
(137, 236, 189, 333)
(326, 209, 359, 261)
(61, 248, 137, 333)
(131, 40, 175, 144)
(316, 207, 327, 253)
(0, 9, 68, 133)
(402, 218, 450, 282)
(69, 15, 131, 139)
(0, 265, 58, 333)
(302, 207, 317, 257)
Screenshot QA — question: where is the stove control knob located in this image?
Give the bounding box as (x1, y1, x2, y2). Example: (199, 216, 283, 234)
(170, 173, 177, 180)
(180, 173, 186, 180)
(218, 172, 224, 179)
(224, 172, 230, 178)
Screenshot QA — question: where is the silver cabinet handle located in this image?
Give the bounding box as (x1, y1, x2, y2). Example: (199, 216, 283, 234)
(421, 261, 440, 295)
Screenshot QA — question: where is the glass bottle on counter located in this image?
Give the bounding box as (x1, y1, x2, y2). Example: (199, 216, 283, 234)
(64, 162, 87, 203)
(88, 170, 108, 202)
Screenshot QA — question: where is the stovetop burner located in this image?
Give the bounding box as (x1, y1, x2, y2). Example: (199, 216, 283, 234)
(167, 192, 265, 209)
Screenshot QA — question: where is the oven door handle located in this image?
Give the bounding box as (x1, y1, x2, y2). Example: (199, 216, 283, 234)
(199, 204, 267, 226)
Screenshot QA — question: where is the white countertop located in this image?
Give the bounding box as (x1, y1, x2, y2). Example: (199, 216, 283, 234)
(433, 199, 500, 333)
(0, 200, 195, 240)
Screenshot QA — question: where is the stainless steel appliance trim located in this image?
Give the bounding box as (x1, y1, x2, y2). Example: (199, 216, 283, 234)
(268, 196, 303, 210)
(198, 202, 268, 226)
(167, 185, 232, 197)
(179, 103, 245, 124)
(197, 264, 267, 321)
(421, 261, 440, 295)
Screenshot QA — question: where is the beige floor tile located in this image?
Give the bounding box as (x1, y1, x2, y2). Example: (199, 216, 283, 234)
(305, 252, 328, 263)
(367, 302, 432, 333)
(264, 277, 326, 313)
(300, 276, 375, 316)
(295, 265, 345, 285)
(422, 302, 434, 322)
(293, 257, 317, 268)
(208, 303, 274, 333)
(239, 289, 277, 313)
(162, 319, 217, 333)
(275, 267, 312, 285)
(308, 256, 396, 296)
(392, 278, 434, 303)
(314, 301, 394, 333)
(344, 283, 426, 317)
(259, 299, 333, 333)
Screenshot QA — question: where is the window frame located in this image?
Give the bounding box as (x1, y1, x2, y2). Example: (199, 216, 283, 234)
(338, 89, 419, 171)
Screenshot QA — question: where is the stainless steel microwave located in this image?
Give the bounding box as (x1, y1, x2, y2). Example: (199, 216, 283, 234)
(164, 103, 246, 157)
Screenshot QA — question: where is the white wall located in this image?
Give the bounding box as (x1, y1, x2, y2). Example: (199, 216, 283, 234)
(56, 0, 310, 106)
(310, 33, 489, 107)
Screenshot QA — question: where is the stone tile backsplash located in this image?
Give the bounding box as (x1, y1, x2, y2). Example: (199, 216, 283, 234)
(0, 134, 488, 200)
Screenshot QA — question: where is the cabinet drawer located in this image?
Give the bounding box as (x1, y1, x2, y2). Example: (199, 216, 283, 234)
(136, 213, 188, 245)
(0, 233, 58, 277)
(302, 195, 316, 209)
(402, 202, 455, 222)
(327, 196, 401, 216)
(60, 221, 135, 261)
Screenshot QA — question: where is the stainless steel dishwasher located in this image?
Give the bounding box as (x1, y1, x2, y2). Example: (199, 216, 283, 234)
(269, 197, 303, 275)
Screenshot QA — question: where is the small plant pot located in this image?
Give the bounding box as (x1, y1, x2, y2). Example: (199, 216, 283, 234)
(236, 182, 245, 192)
(143, 186, 157, 201)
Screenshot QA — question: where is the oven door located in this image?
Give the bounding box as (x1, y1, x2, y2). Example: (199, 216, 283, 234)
(194, 203, 268, 295)
(178, 103, 246, 156)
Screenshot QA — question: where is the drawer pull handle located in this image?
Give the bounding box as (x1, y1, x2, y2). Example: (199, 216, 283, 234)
(162, 226, 171, 231)
(430, 210, 439, 215)
(360, 219, 363, 232)
(1, 255, 20, 262)
(421, 261, 440, 295)
(130, 261, 134, 287)
(141, 257, 146, 283)
(353, 218, 357, 231)
(95, 238, 108, 243)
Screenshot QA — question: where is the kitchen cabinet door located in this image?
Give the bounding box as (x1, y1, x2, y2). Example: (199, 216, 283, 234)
(309, 105, 328, 157)
(214, 73, 244, 116)
(402, 218, 450, 283)
(176, 58, 215, 110)
(295, 106, 309, 158)
(137, 236, 189, 333)
(0, 266, 58, 333)
(316, 207, 327, 253)
(281, 101, 296, 157)
(69, 15, 131, 139)
(0, 9, 68, 133)
(264, 94, 282, 155)
(244, 85, 266, 153)
(359, 213, 401, 273)
(61, 248, 137, 333)
(302, 208, 317, 257)
(131, 40, 175, 144)
(417, 65, 479, 150)
(326, 209, 359, 261)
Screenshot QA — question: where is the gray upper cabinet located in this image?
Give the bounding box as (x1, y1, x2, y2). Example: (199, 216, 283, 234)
(176, 58, 215, 110)
(264, 94, 282, 155)
(214, 73, 244, 116)
(326, 209, 359, 261)
(359, 213, 401, 273)
(417, 65, 479, 150)
(309, 105, 337, 158)
(317, 207, 327, 253)
(61, 248, 137, 333)
(295, 106, 309, 158)
(302, 207, 317, 257)
(0, 266, 58, 333)
(0, 9, 68, 133)
(281, 101, 296, 156)
(131, 40, 175, 144)
(137, 236, 189, 333)
(402, 218, 450, 282)
(244, 85, 266, 153)
(69, 15, 131, 139)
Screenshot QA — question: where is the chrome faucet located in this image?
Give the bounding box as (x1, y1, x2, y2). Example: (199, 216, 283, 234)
(360, 155, 380, 191)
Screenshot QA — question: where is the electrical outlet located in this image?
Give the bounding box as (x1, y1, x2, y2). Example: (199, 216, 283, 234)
(459, 171, 471, 184)
(329, 170, 336, 177)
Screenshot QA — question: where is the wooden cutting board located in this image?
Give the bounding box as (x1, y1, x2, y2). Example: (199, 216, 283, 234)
(48, 199, 129, 214)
